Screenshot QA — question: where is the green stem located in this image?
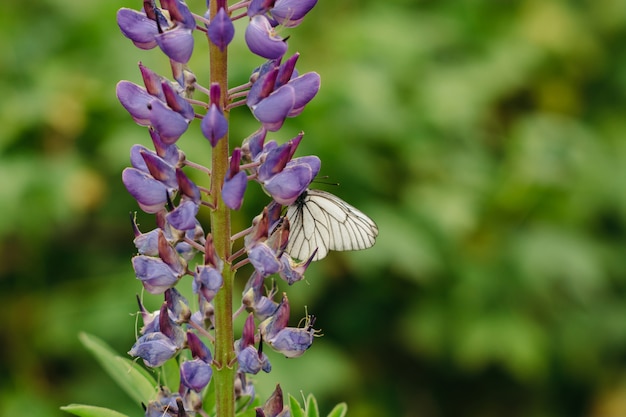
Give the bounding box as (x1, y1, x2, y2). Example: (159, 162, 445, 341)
(209, 3, 236, 417)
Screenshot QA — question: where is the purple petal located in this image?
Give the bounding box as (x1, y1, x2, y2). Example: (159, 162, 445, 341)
(271, 0, 318, 27)
(262, 163, 314, 205)
(248, 0, 276, 16)
(287, 72, 320, 116)
(116, 81, 153, 125)
(161, 0, 196, 29)
(252, 84, 295, 132)
(139, 63, 165, 99)
(129, 332, 178, 367)
(275, 53, 299, 88)
(122, 168, 169, 213)
(162, 80, 195, 120)
(193, 265, 224, 302)
(248, 243, 281, 278)
(180, 359, 213, 392)
(149, 99, 190, 144)
(257, 141, 292, 182)
(266, 327, 314, 358)
(166, 200, 199, 231)
(155, 28, 194, 64)
(245, 15, 288, 59)
(201, 104, 228, 147)
(117, 8, 158, 49)
(141, 150, 178, 189)
(222, 171, 248, 210)
(247, 67, 279, 108)
(132, 255, 180, 294)
(208, 8, 235, 51)
(130, 144, 151, 171)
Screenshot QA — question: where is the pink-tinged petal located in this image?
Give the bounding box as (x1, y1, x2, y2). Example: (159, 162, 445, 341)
(117, 8, 158, 49)
(161, 0, 196, 29)
(245, 15, 288, 60)
(141, 150, 178, 189)
(149, 99, 190, 144)
(271, 0, 318, 28)
(139, 63, 165, 99)
(162, 81, 195, 120)
(208, 7, 235, 51)
(287, 72, 320, 116)
(257, 141, 292, 182)
(252, 84, 295, 132)
(122, 168, 168, 213)
(247, 67, 279, 107)
(155, 28, 194, 64)
(116, 81, 153, 125)
(248, 0, 276, 16)
(201, 104, 228, 147)
(275, 53, 299, 88)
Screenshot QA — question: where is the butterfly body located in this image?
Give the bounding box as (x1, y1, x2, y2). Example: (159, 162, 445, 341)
(284, 189, 378, 261)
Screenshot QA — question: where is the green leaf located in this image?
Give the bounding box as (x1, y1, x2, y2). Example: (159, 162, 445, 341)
(288, 394, 305, 417)
(305, 394, 320, 417)
(161, 356, 181, 391)
(79, 332, 157, 405)
(326, 403, 348, 417)
(60, 404, 129, 417)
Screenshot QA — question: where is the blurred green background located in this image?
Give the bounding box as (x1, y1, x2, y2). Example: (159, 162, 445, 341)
(2, 0, 626, 416)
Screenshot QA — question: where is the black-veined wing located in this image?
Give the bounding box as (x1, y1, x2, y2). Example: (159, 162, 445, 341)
(285, 189, 378, 261)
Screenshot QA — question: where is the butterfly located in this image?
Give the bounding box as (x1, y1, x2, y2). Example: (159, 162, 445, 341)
(284, 189, 379, 262)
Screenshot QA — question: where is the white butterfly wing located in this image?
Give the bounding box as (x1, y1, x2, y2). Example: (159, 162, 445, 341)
(285, 189, 378, 261)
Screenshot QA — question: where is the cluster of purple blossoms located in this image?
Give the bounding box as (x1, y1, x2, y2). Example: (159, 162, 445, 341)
(116, 0, 325, 415)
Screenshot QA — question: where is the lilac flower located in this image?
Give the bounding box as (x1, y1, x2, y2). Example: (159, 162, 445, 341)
(123, 168, 170, 214)
(262, 156, 320, 205)
(245, 15, 288, 60)
(166, 199, 200, 231)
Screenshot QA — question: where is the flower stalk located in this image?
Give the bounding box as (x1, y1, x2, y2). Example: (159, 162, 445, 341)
(103, 0, 378, 416)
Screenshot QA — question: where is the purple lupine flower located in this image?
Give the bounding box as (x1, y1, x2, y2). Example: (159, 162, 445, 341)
(180, 332, 213, 392)
(278, 251, 315, 285)
(260, 294, 315, 358)
(235, 314, 271, 374)
(245, 15, 288, 60)
(270, 0, 318, 28)
(207, 7, 235, 51)
(242, 271, 279, 320)
(133, 255, 181, 294)
(117, 1, 195, 63)
(262, 156, 320, 205)
(166, 199, 200, 231)
(248, 243, 282, 278)
(129, 331, 178, 367)
(251, 84, 295, 131)
(165, 288, 191, 324)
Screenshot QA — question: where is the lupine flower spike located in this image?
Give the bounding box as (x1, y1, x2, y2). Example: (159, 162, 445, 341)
(67, 1, 378, 416)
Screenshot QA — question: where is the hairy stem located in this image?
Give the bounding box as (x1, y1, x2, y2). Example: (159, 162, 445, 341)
(209, 3, 236, 417)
